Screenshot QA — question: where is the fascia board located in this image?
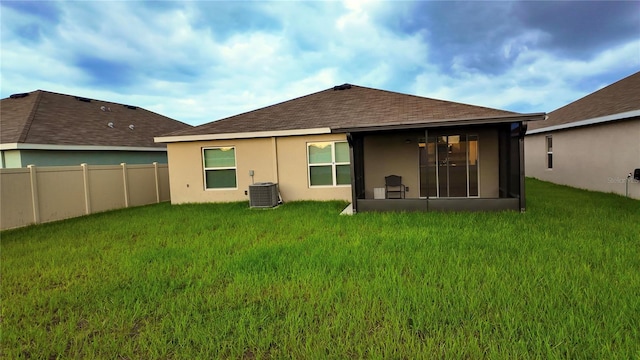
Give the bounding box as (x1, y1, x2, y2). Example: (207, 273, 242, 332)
(0, 143, 167, 151)
(526, 110, 640, 135)
(154, 127, 332, 143)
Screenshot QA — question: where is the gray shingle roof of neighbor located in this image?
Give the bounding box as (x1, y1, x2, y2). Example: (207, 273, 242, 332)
(527, 71, 640, 131)
(1, 90, 192, 148)
(164, 84, 541, 138)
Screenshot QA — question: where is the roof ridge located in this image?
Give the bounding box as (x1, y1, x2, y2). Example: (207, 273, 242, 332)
(21, 89, 189, 126)
(17, 90, 43, 143)
(37, 89, 139, 108)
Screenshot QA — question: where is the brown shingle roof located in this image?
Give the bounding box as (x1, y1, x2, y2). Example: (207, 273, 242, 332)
(166, 84, 522, 137)
(1, 90, 191, 147)
(528, 71, 640, 131)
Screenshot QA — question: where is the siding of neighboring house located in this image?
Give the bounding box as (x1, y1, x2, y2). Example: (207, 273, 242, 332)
(166, 133, 351, 204)
(525, 119, 640, 199)
(0, 149, 168, 168)
(1, 90, 192, 169)
(1, 150, 22, 168)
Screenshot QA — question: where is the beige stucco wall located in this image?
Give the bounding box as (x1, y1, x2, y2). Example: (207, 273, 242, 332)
(276, 134, 351, 201)
(166, 134, 351, 204)
(363, 132, 422, 199)
(362, 129, 499, 199)
(525, 119, 640, 199)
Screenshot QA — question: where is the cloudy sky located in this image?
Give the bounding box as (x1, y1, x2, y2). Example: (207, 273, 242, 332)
(2, 1, 638, 126)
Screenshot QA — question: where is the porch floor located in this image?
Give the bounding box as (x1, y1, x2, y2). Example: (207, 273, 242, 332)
(356, 198, 520, 213)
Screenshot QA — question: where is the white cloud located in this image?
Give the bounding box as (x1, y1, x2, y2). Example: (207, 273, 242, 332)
(2, 1, 638, 125)
(415, 39, 640, 113)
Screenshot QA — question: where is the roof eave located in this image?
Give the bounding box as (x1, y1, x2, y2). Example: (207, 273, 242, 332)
(155, 127, 333, 143)
(526, 109, 640, 135)
(0, 143, 167, 151)
(332, 113, 546, 133)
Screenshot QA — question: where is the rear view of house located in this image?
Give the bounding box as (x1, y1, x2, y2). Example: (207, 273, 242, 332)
(156, 84, 545, 212)
(525, 71, 640, 199)
(0, 90, 192, 168)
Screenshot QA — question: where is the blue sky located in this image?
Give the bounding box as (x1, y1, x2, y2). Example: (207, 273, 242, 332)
(1, 1, 638, 126)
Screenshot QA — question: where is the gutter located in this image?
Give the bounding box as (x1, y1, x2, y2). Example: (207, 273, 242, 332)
(526, 109, 640, 135)
(0, 143, 167, 152)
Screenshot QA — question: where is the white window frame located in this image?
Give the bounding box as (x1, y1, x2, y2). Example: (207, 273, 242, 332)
(546, 135, 553, 170)
(202, 146, 238, 190)
(307, 141, 350, 187)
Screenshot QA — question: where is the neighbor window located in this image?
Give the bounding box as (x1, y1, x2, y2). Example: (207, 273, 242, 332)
(546, 135, 553, 169)
(308, 141, 350, 186)
(203, 147, 237, 189)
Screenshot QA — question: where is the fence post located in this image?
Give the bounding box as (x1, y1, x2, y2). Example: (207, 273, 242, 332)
(121, 163, 130, 208)
(153, 162, 160, 203)
(81, 163, 91, 215)
(27, 165, 40, 225)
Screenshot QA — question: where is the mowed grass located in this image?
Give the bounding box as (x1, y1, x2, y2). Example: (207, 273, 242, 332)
(1, 179, 639, 359)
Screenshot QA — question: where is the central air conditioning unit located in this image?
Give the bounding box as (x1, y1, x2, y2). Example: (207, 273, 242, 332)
(249, 182, 279, 208)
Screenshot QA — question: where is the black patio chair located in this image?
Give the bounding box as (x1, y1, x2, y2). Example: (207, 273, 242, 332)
(385, 175, 405, 199)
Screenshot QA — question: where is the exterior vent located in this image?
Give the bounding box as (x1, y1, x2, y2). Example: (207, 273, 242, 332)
(124, 105, 137, 110)
(75, 96, 92, 102)
(249, 182, 279, 208)
(10, 93, 29, 99)
(333, 83, 352, 91)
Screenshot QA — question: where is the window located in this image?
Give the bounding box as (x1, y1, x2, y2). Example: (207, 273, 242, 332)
(546, 135, 553, 169)
(203, 147, 237, 189)
(308, 141, 350, 186)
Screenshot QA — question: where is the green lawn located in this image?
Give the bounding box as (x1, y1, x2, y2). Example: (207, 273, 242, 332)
(2, 179, 639, 359)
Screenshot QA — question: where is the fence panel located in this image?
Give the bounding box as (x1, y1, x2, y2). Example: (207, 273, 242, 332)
(158, 164, 171, 202)
(127, 165, 157, 207)
(35, 166, 85, 224)
(0, 162, 170, 230)
(0, 168, 35, 229)
(88, 165, 126, 213)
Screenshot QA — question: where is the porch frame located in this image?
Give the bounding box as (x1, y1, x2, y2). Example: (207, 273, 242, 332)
(339, 116, 536, 213)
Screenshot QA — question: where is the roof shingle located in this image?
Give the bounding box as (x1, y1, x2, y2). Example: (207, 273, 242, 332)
(166, 84, 522, 137)
(528, 71, 640, 131)
(1, 90, 192, 147)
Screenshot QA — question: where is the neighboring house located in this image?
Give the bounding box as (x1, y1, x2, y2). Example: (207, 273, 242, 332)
(157, 84, 545, 213)
(0, 90, 192, 168)
(525, 71, 640, 200)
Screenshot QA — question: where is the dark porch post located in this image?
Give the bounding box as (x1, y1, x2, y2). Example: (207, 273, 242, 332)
(519, 124, 526, 212)
(425, 128, 429, 211)
(347, 133, 357, 213)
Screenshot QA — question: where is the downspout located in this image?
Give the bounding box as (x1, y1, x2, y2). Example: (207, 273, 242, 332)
(271, 137, 279, 184)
